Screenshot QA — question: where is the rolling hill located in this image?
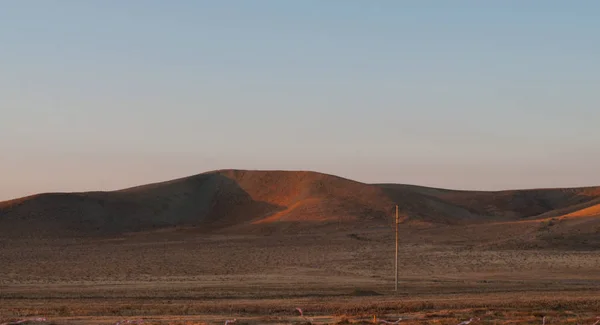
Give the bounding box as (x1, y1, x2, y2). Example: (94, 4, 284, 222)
(1, 169, 600, 239)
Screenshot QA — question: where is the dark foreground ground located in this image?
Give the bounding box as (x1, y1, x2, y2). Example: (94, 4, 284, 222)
(1, 228, 600, 324)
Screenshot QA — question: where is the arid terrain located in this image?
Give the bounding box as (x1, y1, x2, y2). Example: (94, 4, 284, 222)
(1, 170, 600, 324)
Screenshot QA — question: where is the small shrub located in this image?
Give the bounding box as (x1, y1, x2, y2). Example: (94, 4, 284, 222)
(349, 289, 382, 297)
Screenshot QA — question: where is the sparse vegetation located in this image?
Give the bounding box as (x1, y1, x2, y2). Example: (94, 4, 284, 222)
(2, 231, 600, 323)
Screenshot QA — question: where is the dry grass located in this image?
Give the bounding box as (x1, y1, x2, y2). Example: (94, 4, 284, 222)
(1, 306, 599, 324)
(2, 229, 600, 324)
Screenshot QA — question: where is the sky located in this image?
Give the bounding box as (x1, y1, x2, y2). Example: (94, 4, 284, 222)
(1, 1, 599, 200)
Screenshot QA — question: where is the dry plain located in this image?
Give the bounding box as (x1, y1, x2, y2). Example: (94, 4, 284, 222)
(2, 227, 600, 324)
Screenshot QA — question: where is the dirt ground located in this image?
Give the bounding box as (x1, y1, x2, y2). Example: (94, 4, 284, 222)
(1, 228, 600, 324)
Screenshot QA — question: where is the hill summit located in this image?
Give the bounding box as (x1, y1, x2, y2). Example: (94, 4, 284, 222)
(1, 169, 600, 238)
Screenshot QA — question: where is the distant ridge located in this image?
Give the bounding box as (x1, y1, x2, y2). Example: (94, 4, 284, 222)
(1, 169, 599, 238)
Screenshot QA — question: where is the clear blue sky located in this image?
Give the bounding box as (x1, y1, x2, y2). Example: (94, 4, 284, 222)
(1, 1, 599, 200)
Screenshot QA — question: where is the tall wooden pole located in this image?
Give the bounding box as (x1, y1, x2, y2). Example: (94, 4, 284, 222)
(395, 205, 399, 292)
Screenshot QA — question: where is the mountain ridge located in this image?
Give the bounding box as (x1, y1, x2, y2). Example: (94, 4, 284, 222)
(1, 169, 600, 239)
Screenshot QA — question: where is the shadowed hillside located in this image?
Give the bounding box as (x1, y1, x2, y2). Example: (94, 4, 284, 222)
(378, 184, 600, 220)
(1, 169, 600, 239)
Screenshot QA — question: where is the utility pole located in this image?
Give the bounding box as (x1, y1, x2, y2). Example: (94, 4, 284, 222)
(395, 204, 399, 292)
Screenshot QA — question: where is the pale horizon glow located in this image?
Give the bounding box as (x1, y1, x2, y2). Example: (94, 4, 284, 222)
(2, 1, 600, 201)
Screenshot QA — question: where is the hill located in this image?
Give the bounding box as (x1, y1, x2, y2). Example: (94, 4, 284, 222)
(1, 169, 600, 239)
